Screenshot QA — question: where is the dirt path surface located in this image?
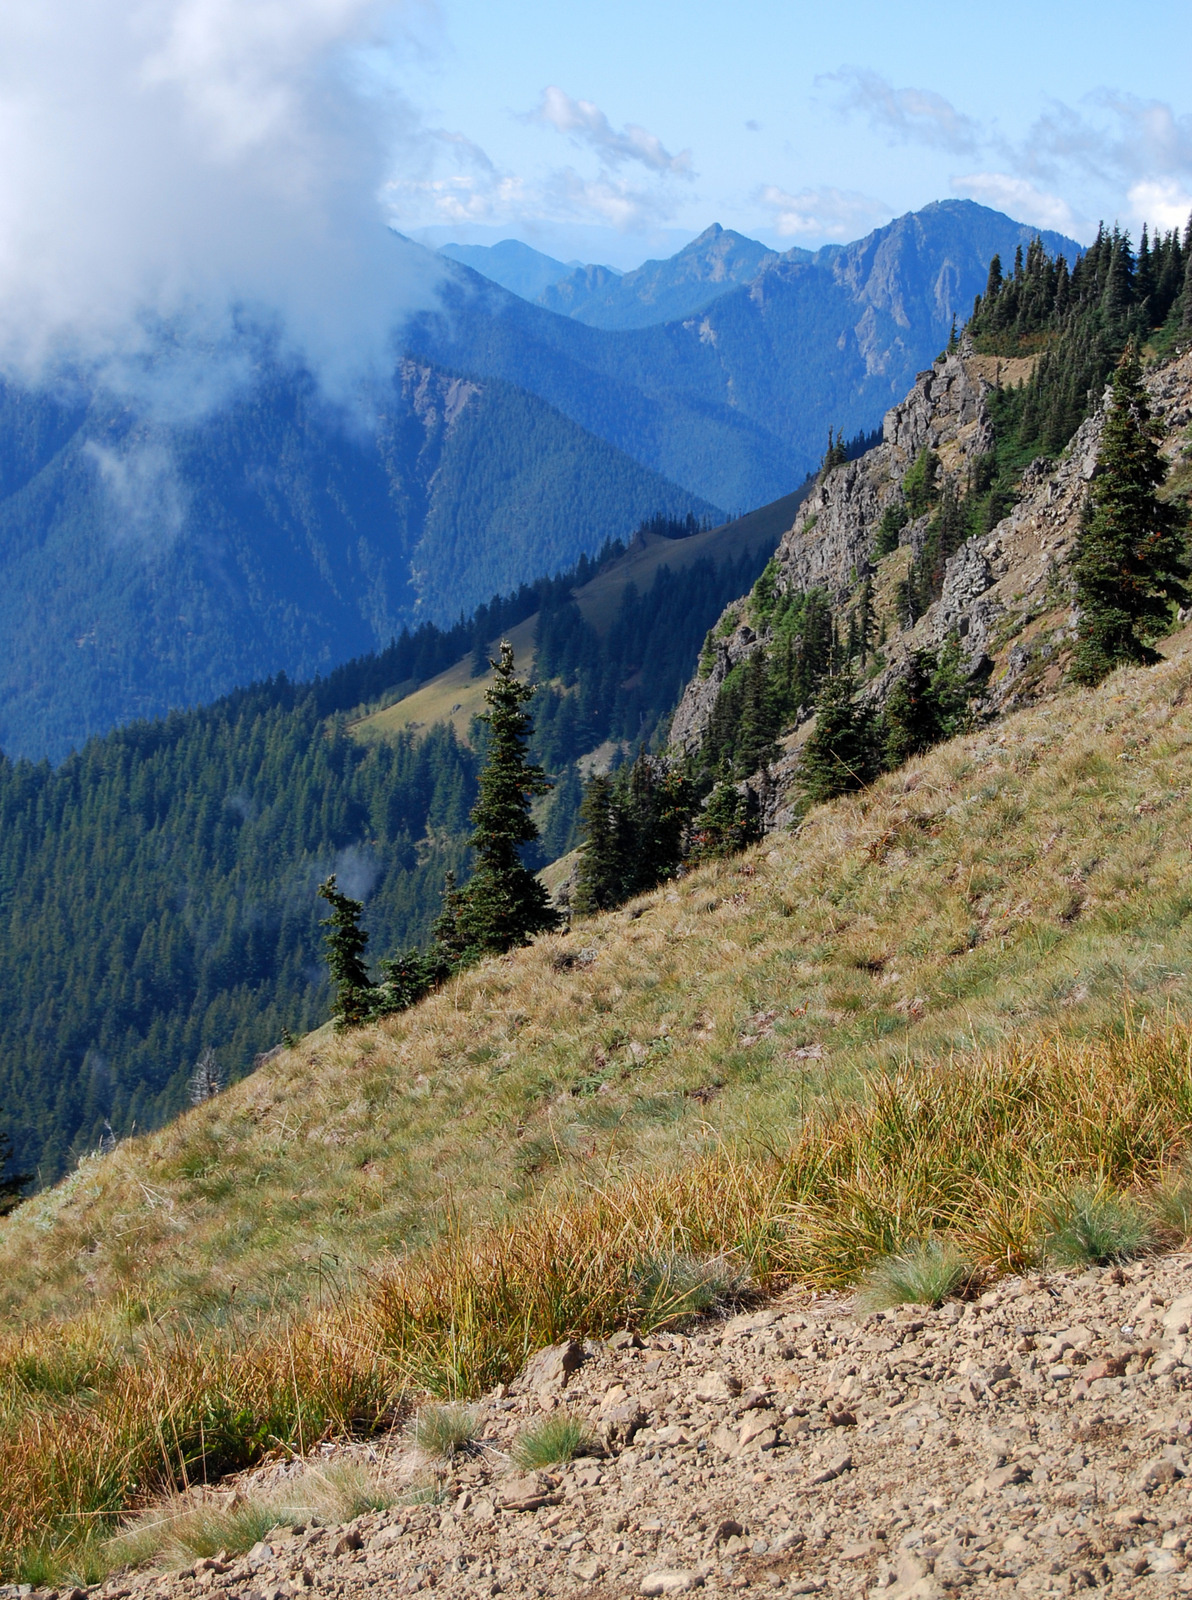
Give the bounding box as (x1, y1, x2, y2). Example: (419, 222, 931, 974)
(74, 1253, 1192, 1599)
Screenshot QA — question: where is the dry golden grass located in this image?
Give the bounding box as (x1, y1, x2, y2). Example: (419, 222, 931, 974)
(6, 1019, 1192, 1582)
(9, 643, 1192, 1577)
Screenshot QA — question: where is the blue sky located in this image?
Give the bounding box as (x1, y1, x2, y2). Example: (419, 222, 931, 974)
(390, 0, 1192, 266)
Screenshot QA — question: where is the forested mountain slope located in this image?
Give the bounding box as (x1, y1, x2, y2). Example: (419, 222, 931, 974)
(0, 358, 713, 762)
(0, 514, 777, 1184)
(669, 221, 1192, 822)
(0, 201, 1068, 762)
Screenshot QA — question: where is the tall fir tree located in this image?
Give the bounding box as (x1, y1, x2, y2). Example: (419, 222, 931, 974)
(317, 874, 376, 1029)
(456, 642, 562, 954)
(1072, 345, 1190, 686)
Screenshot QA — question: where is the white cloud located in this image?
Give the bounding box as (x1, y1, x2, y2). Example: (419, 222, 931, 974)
(390, 117, 682, 235)
(820, 67, 978, 155)
(532, 86, 693, 177)
(0, 0, 444, 409)
(1128, 179, 1192, 233)
(85, 438, 187, 550)
(1007, 92, 1192, 236)
(950, 174, 1082, 238)
(757, 184, 890, 241)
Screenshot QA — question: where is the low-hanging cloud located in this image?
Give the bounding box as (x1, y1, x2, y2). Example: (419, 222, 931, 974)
(0, 0, 444, 412)
(389, 115, 686, 233)
(84, 438, 189, 551)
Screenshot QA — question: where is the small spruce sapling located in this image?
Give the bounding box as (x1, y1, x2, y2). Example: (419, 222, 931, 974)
(689, 774, 761, 860)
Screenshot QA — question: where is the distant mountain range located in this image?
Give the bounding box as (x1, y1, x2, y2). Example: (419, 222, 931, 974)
(456, 223, 786, 330)
(0, 361, 714, 761)
(0, 199, 1081, 761)
(414, 201, 1082, 511)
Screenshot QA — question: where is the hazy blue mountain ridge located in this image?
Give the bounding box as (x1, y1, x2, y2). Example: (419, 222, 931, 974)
(437, 239, 586, 300)
(538, 222, 785, 329)
(406, 201, 1083, 511)
(0, 200, 1082, 763)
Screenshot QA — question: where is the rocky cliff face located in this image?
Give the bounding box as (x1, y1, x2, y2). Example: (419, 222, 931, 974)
(668, 340, 997, 756)
(669, 340, 1192, 817)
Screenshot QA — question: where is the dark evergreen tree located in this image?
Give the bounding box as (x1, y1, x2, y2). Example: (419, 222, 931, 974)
(873, 499, 908, 559)
(688, 776, 761, 860)
(800, 670, 879, 804)
(317, 874, 376, 1030)
(928, 634, 978, 740)
(372, 949, 434, 1015)
(819, 427, 848, 478)
(573, 774, 625, 914)
(881, 651, 940, 769)
(1072, 345, 1190, 685)
(426, 870, 470, 979)
(734, 649, 781, 776)
(455, 642, 561, 954)
(902, 448, 940, 519)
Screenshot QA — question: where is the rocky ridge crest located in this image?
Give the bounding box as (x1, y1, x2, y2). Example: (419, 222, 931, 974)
(668, 342, 1192, 822)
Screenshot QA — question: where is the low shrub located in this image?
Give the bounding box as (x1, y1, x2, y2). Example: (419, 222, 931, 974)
(408, 1402, 479, 1460)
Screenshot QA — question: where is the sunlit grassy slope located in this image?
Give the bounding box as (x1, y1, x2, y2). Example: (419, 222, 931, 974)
(351, 493, 801, 747)
(7, 632, 1192, 1331)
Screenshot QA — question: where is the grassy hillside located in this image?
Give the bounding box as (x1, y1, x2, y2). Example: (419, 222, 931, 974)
(8, 633, 1192, 1324)
(7, 638, 1192, 1578)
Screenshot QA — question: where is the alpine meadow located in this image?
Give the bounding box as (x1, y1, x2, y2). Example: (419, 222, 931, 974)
(5, 5, 1192, 1595)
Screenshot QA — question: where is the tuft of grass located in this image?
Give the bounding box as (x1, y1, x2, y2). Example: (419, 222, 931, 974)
(402, 1480, 447, 1506)
(510, 1412, 594, 1469)
(857, 1237, 974, 1310)
(1042, 1186, 1154, 1266)
(1150, 1158, 1192, 1242)
(408, 1402, 479, 1460)
(632, 1251, 746, 1330)
(48, 1462, 396, 1587)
